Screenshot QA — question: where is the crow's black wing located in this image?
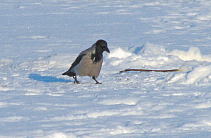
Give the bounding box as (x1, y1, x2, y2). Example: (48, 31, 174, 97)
(71, 54, 86, 68)
(62, 54, 86, 76)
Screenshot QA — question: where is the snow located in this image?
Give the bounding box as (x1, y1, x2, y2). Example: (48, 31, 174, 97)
(169, 47, 211, 62)
(1, 0, 211, 138)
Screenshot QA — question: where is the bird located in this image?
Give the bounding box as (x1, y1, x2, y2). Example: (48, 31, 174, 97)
(62, 39, 110, 84)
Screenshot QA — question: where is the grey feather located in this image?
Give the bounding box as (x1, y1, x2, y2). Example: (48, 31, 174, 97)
(62, 39, 109, 84)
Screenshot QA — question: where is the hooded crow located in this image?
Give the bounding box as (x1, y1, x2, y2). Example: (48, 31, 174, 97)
(62, 39, 110, 84)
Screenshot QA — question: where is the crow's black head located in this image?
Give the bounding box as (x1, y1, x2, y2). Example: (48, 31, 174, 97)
(96, 39, 110, 54)
(91, 39, 110, 63)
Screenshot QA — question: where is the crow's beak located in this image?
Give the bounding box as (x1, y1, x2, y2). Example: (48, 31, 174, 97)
(105, 47, 110, 53)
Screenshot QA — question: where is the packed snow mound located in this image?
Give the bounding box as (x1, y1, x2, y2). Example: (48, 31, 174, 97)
(129, 42, 166, 55)
(184, 65, 211, 84)
(108, 47, 132, 59)
(107, 43, 211, 65)
(128, 42, 211, 62)
(168, 64, 211, 84)
(168, 47, 211, 62)
(179, 65, 190, 72)
(106, 43, 211, 84)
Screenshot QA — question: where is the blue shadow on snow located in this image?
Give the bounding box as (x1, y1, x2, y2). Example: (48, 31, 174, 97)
(29, 74, 71, 83)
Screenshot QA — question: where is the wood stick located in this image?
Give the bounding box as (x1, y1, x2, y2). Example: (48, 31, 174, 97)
(119, 68, 180, 73)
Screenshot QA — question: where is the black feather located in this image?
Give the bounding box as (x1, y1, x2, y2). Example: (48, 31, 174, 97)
(71, 54, 86, 68)
(62, 54, 86, 76)
(91, 53, 102, 63)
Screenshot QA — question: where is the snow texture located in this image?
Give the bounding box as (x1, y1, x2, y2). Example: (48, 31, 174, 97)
(1, 1, 211, 138)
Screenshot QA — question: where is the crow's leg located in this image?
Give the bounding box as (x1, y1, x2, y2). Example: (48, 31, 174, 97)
(73, 76, 79, 84)
(92, 76, 101, 84)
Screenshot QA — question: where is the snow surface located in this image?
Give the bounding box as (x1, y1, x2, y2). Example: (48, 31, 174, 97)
(1, 0, 211, 138)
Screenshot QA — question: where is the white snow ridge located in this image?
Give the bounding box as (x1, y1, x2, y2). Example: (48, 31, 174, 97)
(1, 1, 211, 138)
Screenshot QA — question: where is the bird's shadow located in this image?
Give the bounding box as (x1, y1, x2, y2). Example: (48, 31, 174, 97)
(29, 74, 71, 83)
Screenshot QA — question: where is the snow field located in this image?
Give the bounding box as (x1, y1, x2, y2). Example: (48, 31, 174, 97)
(1, 0, 211, 138)
(1, 42, 211, 137)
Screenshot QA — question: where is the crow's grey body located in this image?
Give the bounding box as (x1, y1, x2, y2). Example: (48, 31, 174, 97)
(70, 44, 103, 78)
(62, 40, 109, 84)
